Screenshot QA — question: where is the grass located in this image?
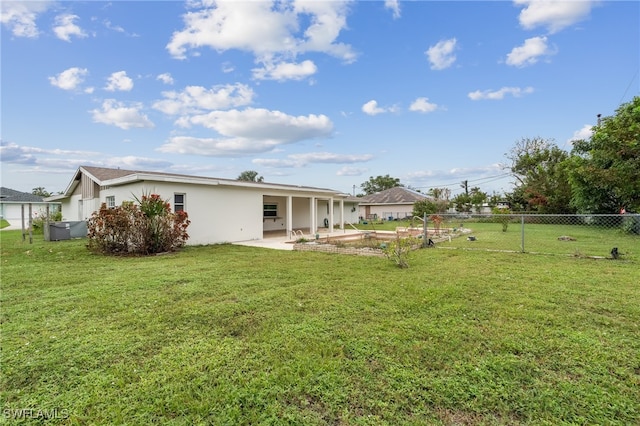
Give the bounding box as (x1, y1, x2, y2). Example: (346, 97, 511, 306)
(358, 218, 638, 260)
(1, 230, 639, 425)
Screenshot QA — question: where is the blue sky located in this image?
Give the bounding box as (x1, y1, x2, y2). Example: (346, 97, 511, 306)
(1, 0, 638, 197)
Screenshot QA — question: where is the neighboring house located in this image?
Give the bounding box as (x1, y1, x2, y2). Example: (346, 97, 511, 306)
(358, 187, 431, 220)
(0, 187, 59, 228)
(46, 166, 360, 245)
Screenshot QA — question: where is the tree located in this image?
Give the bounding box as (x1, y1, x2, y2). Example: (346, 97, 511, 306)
(568, 96, 640, 213)
(237, 170, 264, 182)
(360, 174, 402, 195)
(32, 187, 51, 197)
(414, 187, 449, 216)
(469, 187, 488, 213)
(504, 137, 574, 213)
(452, 187, 488, 213)
(412, 199, 439, 217)
(451, 193, 472, 213)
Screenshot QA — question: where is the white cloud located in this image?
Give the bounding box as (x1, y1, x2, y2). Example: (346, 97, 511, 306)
(362, 100, 398, 116)
(385, 0, 401, 19)
(104, 19, 125, 33)
(91, 99, 154, 129)
(222, 62, 235, 73)
(105, 71, 134, 92)
(252, 60, 318, 81)
(0, 1, 51, 38)
(53, 14, 87, 42)
(189, 108, 332, 140)
(157, 136, 266, 157)
(48, 67, 88, 91)
(153, 83, 254, 115)
(567, 124, 593, 145)
(0, 141, 176, 182)
(254, 152, 373, 168)
(409, 97, 438, 113)
(167, 1, 294, 59)
(468, 86, 534, 100)
(159, 108, 333, 156)
(166, 0, 356, 70)
(156, 73, 174, 85)
(426, 38, 457, 70)
(0, 140, 100, 166)
(515, 0, 593, 34)
(506, 36, 555, 67)
(337, 166, 368, 177)
(406, 164, 504, 186)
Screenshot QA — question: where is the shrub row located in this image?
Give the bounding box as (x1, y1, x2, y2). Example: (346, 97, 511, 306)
(87, 194, 190, 255)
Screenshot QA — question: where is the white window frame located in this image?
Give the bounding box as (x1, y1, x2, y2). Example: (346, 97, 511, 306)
(106, 196, 115, 209)
(263, 203, 278, 218)
(174, 193, 186, 212)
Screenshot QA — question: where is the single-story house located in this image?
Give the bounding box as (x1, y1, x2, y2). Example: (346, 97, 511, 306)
(0, 187, 59, 228)
(46, 166, 360, 245)
(358, 187, 431, 221)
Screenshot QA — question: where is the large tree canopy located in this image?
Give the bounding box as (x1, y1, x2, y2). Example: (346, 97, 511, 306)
(237, 170, 264, 182)
(504, 137, 574, 213)
(569, 96, 640, 213)
(32, 187, 51, 197)
(360, 175, 403, 195)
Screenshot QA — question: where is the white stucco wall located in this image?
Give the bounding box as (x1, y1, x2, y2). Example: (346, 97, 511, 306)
(334, 201, 359, 225)
(359, 204, 415, 220)
(96, 182, 263, 245)
(0, 203, 53, 225)
(58, 176, 357, 245)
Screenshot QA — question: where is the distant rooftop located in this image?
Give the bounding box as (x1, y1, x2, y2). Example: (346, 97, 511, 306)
(358, 187, 430, 205)
(0, 187, 45, 203)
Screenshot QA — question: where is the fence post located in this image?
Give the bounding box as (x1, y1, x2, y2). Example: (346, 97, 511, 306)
(520, 214, 525, 253)
(28, 203, 33, 244)
(21, 204, 25, 241)
(422, 212, 428, 247)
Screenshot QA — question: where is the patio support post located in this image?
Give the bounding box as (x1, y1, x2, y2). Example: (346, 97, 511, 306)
(310, 197, 316, 234)
(286, 195, 292, 238)
(329, 197, 334, 233)
(339, 199, 344, 231)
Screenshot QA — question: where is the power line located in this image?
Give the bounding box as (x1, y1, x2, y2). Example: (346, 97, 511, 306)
(619, 68, 639, 106)
(410, 172, 514, 189)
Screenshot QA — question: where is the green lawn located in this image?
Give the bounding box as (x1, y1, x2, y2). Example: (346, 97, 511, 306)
(1, 230, 639, 425)
(358, 218, 639, 260)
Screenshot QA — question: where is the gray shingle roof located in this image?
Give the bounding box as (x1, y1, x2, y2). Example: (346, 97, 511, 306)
(82, 166, 140, 182)
(0, 187, 45, 202)
(358, 187, 430, 205)
(75, 166, 349, 195)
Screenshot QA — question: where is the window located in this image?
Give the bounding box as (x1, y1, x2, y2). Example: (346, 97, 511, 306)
(106, 196, 115, 209)
(174, 193, 185, 212)
(263, 203, 278, 217)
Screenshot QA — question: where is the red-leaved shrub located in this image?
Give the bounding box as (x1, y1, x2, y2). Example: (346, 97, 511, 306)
(87, 194, 190, 255)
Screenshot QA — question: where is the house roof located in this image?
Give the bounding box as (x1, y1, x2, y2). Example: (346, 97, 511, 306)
(47, 166, 358, 201)
(358, 187, 430, 205)
(0, 187, 45, 203)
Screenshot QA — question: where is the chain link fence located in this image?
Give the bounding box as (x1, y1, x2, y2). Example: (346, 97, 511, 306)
(417, 214, 639, 261)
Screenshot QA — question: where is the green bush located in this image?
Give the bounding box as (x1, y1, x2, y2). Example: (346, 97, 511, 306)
(383, 236, 420, 268)
(621, 215, 640, 235)
(31, 210, 63, 234)
(87, 194, 190, 255)
(492, 208, 511, 232)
